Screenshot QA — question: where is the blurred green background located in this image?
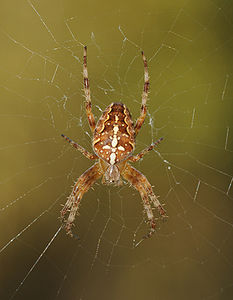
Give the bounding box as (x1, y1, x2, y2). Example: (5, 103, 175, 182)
(0, 0, 233, 299)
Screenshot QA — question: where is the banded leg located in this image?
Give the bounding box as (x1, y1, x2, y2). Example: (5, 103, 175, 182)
(122, 163, 167, 243)
(128, 137, 163, 162)
(134, 51, 149, 136)
(61, 134, 98, 160)
(61, 162, 102, 236)
(83, 46, 96, 132)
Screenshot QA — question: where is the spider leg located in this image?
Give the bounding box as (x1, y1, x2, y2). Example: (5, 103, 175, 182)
(61, 162, 102, 237)
(122, 163, 167, 243)
(83, 46, 96, 132)
(61, 134, 98, 160)
(128, 137, 163, 162)
(134, 51, 149, 136)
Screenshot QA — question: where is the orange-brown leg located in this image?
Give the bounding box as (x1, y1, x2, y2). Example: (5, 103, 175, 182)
(61, 162, 102, 237)
(61, 134, 98, 160)
(128, 137, 163, 163)
(134, 51, 149, 136)
(122, 163, 167, 244)
(83, 46, 96, 132)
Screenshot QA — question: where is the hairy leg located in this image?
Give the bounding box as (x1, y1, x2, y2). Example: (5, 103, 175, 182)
(61, 162, 102, 236)
(61, 134, 98, 160)
(122, 163, 167, 243)
(128, 137, 163, 162)
(134, 51, 149, 136)
(83, 46, 96, 132)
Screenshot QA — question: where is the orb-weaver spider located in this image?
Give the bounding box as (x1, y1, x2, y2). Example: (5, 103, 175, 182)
(61, 46, 167, 242)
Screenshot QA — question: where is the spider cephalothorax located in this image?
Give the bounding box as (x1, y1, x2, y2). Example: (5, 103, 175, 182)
(61, 46, 167, 243)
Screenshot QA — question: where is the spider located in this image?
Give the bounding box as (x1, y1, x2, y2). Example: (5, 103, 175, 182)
(61, 46, 167, 242)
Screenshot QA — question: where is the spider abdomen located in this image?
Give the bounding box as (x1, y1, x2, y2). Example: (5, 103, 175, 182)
(93, 103, 135, 164)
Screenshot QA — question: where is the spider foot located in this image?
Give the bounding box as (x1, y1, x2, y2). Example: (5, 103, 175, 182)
(62, 221, 75, 237)
(60, 219, 80, 240)
(143, 229, 155, 241)
(146, 219, 156, 237)
(157, 204, 167, 218)
(134, 230, 155, 248)
(134, 219, 156, 248)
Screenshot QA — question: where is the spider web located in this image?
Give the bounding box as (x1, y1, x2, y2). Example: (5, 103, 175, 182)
(0, 0, 233, 299)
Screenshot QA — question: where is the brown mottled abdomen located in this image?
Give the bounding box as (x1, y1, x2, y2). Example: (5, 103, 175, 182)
(93, 103, 135, 164)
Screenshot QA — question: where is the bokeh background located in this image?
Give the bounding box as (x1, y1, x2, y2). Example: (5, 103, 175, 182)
(0, 0, 233, 299)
